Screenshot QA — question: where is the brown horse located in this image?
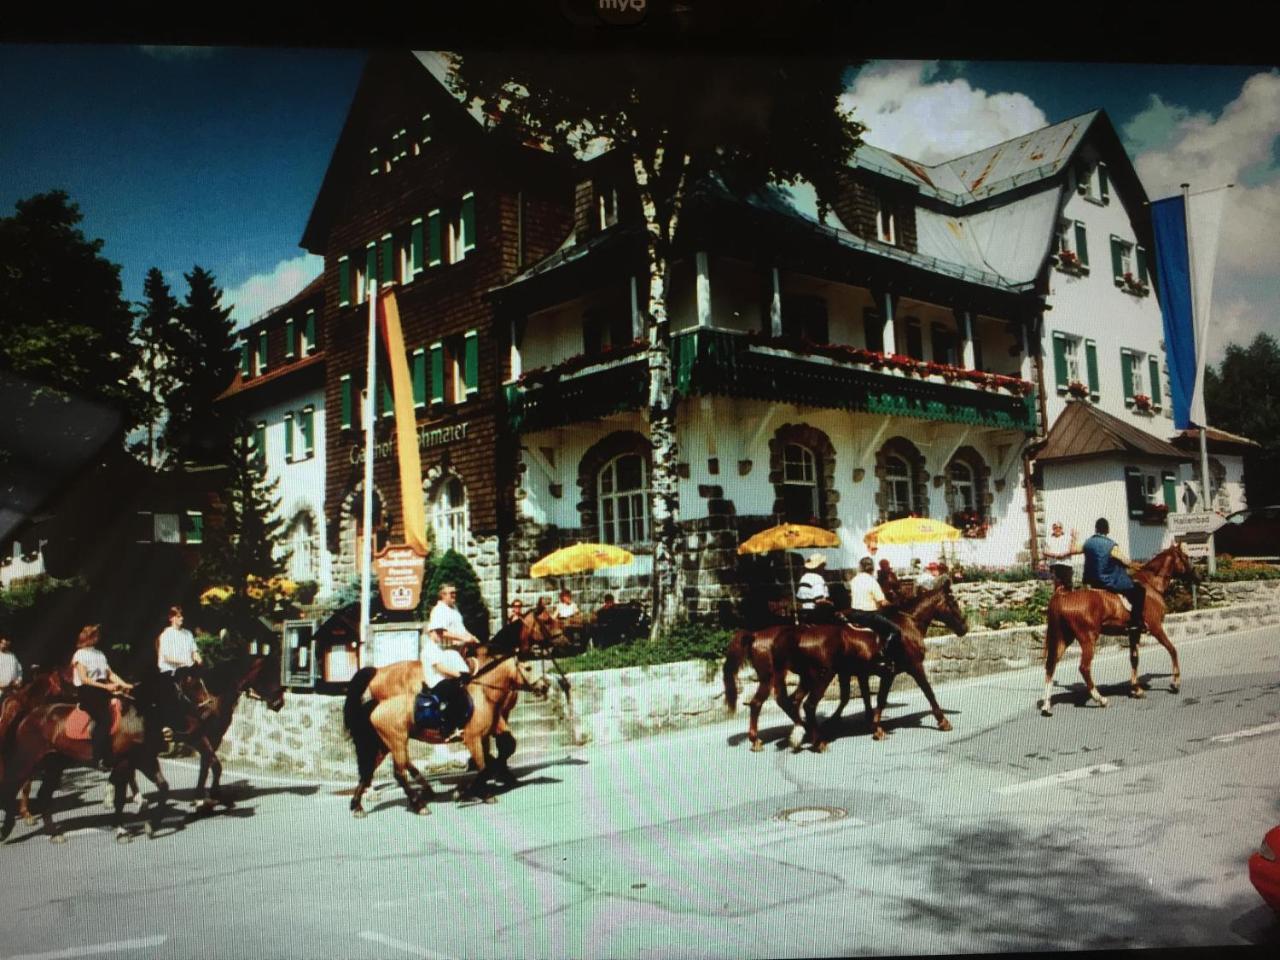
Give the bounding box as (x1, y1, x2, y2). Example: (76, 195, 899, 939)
(0, 667, 74, 824)
(173, 656, 285, 810)
(342, 646, 551, 817)
(1040, 542, 1194, 716)
(0, 674, 206, 844)
(724, 579, 970, 751)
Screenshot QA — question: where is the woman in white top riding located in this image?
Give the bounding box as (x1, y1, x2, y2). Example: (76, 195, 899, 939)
(71, 624, 131, 770)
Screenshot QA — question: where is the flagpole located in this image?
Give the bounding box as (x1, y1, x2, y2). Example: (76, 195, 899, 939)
(1182, 182, 1217, 578)
(360, 280, 378, 647)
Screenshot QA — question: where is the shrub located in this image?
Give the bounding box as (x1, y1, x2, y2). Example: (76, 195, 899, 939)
(1208, 555, 1280, 582)
(952, 564, 1043, 584)
(974, 583, 1053, 629)
(560, 621, 734, 674)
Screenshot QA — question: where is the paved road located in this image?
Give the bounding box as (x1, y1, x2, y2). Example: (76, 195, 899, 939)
(2, 624, 1278, 959)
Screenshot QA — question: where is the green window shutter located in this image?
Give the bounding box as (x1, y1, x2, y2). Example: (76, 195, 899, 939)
(301, 407, 314, 457)
(1052, 333, 1068, 390)
(240, 342, 251, 377)
(1085, 339, 1100, 398)
(1110, 236, 1124, 280)
(340, 376, 353, 429)
(380, 235, 394, 285)
(284, 413, 294, 461)
(1136, 246, 1149, 285)
(253, 423, 266, 461)
(1162, 471, 1177, 511)
(463, 330, 479, 394)
(430, 343, 445, 403)
(411, 219, 424, 275)
(1125, 466, 1146, 518)
(258, 331, 268, 370)
(338, 257, 351, 307)
(365, 245, 377, 295)
(1149, 357, 1162, 407)
(1098, 163, 1110, 203)
(412, 349, 426, 407)
(461, 193, 476, 253)
(1121, 349, 1135, 402)
(380, 382, 393, 418)
(184, 511, 203, 545)
(1074, 222, 1089, 266)
(304, 311, 317, 354)
(284, 319, 296, 358)
(428, 211, 442, 266)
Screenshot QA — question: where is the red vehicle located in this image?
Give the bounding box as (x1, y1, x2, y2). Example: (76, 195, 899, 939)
(1248, 824, 1280, 912)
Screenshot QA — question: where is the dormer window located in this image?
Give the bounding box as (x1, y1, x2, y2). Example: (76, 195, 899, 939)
(598, 186, 619, 230)
(876, 195, 896, 245)
(1079, 161, 1110, 204)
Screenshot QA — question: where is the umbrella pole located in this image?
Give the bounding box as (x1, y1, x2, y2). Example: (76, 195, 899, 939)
(788, 553, 799, 624)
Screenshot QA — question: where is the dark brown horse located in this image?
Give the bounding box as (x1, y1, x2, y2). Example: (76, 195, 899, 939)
(0, 667, 74, 825)
(174, 656, 285, 810)
(342, 644, 551, 817)
(1040, 542, 1194, 715)
(723, 579, 970, 751)
(0, 674, 205, 844)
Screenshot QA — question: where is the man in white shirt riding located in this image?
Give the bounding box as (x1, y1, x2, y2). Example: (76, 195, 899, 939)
(0, 633, 23, 696)
(796, 553, 835, 622)
(420, 584, 476, 733)
(844, 556, 902, 675)
(157, 606, 202, 675)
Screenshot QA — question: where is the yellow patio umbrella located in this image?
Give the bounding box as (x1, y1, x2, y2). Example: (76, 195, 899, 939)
(737, 523, 841, 623)
(530, 543, 635, 579)
(866, 517, 962, 545)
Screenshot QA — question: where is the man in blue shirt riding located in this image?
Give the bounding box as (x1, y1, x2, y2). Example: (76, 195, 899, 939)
(1081, 518, 1147, 640)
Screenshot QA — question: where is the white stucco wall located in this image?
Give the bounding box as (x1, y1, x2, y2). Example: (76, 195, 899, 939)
(1040, 457, 1177, 562)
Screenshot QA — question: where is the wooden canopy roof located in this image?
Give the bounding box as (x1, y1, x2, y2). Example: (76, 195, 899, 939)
(1034, 400, 1193, 464)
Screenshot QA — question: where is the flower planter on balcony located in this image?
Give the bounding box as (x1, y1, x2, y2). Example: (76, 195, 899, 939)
(1054, 252, 1088, 276)
(1117, 272, 1149, 297)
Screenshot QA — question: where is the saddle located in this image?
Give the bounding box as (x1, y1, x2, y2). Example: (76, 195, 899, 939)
(413, 681, 474, 742)
(64, 698, 123, 741)
(1076, 584, 1132, 612)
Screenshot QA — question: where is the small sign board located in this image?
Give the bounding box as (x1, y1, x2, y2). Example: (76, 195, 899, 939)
(1178, 539, 1213, 559)
(374, 543, 426, 611)
(1167, 512, 1227, 535)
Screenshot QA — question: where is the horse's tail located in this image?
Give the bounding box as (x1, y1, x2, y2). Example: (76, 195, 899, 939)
(1045, 595, 1072, 653)
(343, 666, 384, 785)
(722, 630, 752, 713)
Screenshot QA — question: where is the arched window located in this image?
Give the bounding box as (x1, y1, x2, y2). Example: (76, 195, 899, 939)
(886, 455, 913, 520)
(431, 477, 469, 554)
(948, 461, 976, 515)
(598, 453, 649, 545)
(284, 512, 318, 583)
(781, 443, 819, 523)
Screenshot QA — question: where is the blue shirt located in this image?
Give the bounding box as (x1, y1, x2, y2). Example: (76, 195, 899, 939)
(1082, 534, 1134, 591)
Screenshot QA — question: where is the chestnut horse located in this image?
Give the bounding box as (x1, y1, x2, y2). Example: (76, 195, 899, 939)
(1040, 542, 1194, 716)
(0, 674, 206, 844)
(342, 647, 551, 816)
(724, 579, 969, 751)
(0, 667, 74, 824)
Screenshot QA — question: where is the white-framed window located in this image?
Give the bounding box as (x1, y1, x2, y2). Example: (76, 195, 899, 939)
(598, 453, 649, 546)
(431, 477, 469, 554)
(417, 112, 432, 154)
(1056, 218, 1089, 270)
(283, 512, 319, 582)
(369, 146, 379, 176)
(397, 128, 408, 161)
(1079, 161, 1110, 204)
(598, 186, 619, 230)
(153, 513, 181, 544)
(781, 443, 819, 523)
(876, 196, 896, 245)
(1063, 336, 1082, 384)
(948, 461, 976, 514)
(886, 455, 913, 519)
(447, 192, 477, 262)
(299, 406, 315, 459)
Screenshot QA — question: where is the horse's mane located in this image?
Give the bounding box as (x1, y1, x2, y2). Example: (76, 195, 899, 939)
(487, 618, 523, 654)
(203, 654, 268, 695)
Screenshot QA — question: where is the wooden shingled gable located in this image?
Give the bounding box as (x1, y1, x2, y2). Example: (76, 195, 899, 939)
(1035, 400, 1193, 464)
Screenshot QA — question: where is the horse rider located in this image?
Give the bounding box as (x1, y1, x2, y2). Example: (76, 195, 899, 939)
(71, 624, 132, 770)
(1081, 518, 1146, 641)
(796, 553, 837, 623)
(844, 556, 903, 674)
(155, 605, 208, 740)
(1043, 522, 1081, 591)
(0, 633, 23, 698)
(422, 583, 477, 727)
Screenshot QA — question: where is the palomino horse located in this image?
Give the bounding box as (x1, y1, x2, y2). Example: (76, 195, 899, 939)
(1040, 542, 1194, 716)
(724, 579, 970, 751)
(0, 675, 205, 844)
(342, 646, 552, 817)
(173, 656, 285, 810)
(0, 667, 74, 824)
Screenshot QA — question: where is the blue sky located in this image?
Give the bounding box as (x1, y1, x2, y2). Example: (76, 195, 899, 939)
(1, 45, 1275, 359)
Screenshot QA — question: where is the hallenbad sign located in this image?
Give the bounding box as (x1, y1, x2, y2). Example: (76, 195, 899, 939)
(349, 420, 470, 465)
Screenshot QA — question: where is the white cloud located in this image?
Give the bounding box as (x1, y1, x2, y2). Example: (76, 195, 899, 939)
(138, 45, 218, 61)
(840, 60, 1047, 163)
(225, 255, 323, 330)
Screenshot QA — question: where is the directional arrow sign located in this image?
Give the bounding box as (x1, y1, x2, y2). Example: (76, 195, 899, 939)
(1167, 512, 1228, 535)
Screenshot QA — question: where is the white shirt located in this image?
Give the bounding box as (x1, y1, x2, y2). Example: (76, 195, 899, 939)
(71, 647, 110, 687)
(157, 625, 198, 673)
(0, 650, 22, 688)
(555, 601, 579, 619)
(1045, 532, 1071, 560)
(427, 601, 467, 640)
(796, 571, 828, 606)
(849, 573, 887, 612)
(419, 635, 469, 690)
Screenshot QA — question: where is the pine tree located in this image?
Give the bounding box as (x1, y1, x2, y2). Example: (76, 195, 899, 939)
(424, 549, 491, 641)
(163, 266, 238, 466)
(133, 267, 180, 466)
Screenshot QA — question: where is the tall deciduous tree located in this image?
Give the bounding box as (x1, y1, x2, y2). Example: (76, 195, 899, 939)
(134, 267, 180, 466)
(451, 36, 863, 632)
(163, 266, 238, 467)
(1204, 332, 1280, 505)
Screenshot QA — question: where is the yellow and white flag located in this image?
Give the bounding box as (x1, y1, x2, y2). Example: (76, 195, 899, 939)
(376, 290, 429, 555)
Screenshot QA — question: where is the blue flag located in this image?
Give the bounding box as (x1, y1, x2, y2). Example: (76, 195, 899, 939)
(1151, 195, 1197, 429)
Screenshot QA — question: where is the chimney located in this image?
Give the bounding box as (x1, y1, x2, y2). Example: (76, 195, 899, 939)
(573, 179, 596, 243)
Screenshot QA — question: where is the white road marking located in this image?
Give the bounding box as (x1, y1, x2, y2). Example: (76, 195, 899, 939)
(4, 935, 167, 960)
(996, 763, 1121, 795)
(1210, 721, 1280, 744)
(356, 930, 456, 960)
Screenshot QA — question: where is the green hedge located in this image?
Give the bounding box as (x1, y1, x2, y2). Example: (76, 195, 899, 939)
(560, 621, 735, 673)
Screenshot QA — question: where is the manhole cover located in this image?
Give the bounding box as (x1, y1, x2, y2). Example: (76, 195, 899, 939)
(774, 805, 848, 826)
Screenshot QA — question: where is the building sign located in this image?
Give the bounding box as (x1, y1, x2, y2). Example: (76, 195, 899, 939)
(373, 543, 426, 611)
(349, 420, 469, 465)
(1166, 512, 1226, 535)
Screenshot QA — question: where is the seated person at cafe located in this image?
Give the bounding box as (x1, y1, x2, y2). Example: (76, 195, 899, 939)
(507, 598, 525, 623)
(877, 559, 903, 603)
